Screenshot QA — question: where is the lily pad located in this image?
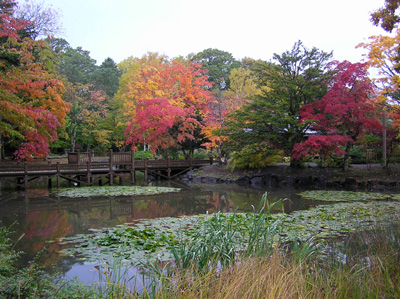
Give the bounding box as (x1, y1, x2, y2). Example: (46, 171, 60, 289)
(277, 201, 400, 242)
(390, 194, 400, 201)
(298, 190, 392, 202)
(58, 200, 400, 265)
(58, 186, 181, 198)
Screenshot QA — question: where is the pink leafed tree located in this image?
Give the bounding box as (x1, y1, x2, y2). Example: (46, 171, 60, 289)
(292, 61, 382, 169)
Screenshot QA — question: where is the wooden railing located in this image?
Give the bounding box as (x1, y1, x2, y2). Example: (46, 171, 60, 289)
(67, 151, 213, 167)
(0, 156, 212, 189)
(0, 158, 213, 176)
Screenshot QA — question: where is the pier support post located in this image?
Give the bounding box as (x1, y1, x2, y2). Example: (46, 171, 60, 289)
(144, 159, 148, 183)
(167, 159, 171, 179)
(87, 160, 91, 186)
(56, 162, 61, 189)
(24, 162, 28, 190)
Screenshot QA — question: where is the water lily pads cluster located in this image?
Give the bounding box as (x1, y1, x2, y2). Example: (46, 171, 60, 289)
(58, 191, 400, 265)
(58, 186, 181, 198)
(59, 215, 204, 264)
(298, 190, 392, 202)
(276, 201, 400, 242)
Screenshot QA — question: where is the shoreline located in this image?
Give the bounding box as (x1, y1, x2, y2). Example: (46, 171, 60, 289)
(186, 163, 400, 191)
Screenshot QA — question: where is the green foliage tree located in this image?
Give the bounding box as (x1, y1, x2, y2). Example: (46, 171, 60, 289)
(48, 39, 121, 153)
(371, 0, 400, 32)
(191, 48, 240, 90)
(224, 41, 333, 167)
(58, 45, 97, 85)
(92, 57, 121, 98)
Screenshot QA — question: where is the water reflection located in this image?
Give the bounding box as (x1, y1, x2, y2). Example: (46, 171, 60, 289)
(0, 181, 313, 284)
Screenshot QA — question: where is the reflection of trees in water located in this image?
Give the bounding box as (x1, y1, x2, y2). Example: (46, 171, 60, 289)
(189, 184, 313, 214)
(133, 189, 232, 219)
(9, 211, 74, 274)
(0, 184, 313, 278)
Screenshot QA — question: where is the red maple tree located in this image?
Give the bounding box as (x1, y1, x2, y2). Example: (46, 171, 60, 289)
(124, 60, 213, 152)
(125, 98, 200, 151)
(292, 61, 382, 168)
(0, 0, 70, 161)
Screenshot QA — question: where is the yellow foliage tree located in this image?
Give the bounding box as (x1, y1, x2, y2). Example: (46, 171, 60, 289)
(357, 29, 400, 105)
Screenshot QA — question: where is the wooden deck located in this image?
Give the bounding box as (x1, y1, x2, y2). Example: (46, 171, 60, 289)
(0, 153, 212, 189)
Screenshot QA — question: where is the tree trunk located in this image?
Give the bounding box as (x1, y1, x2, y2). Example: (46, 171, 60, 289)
(343, 156, 350, 171)
(0, 134, 3, 160)
(70, 123, 77, 152)
(290, 157, 302, 168)
(343, 142, 353, 172)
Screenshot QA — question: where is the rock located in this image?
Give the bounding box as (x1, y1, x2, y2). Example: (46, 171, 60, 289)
(236, 175, 251, 186)
(312, 175, 326, 189)
(206, 177, 217, 184)
(250, 176, 263, 185)
(344, 177, 357, 189)
(284, 176, 295, 187)
(266, 174, 280, 188)
(296, 176, 313, 187)
(192, 177, 202, 183)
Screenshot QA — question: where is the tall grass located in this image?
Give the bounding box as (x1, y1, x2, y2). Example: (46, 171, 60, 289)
(314, 220, 400, 298)
(154, 221, 400, 299)
(158, 251, 309, 299)
(149, 203, 400, 298)
(170, 193, 286, 273)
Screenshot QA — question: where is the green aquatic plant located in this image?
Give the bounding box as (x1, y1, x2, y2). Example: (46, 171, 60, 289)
(58, 191, 400, 273)
(59, 186, 181, 198)
(298, 190, 392, 202)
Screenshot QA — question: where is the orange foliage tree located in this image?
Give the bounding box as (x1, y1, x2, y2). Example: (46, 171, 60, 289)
(0, 0, 69, 160)
(357, 29, 400, 141)
(122, 59, 214, 154)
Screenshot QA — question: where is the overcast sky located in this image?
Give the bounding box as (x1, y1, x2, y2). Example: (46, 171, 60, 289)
(25, 0, 388, 65)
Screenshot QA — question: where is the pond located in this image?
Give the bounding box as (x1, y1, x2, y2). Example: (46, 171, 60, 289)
(1, 176, 399, 286)
(0, 177, 315, 284)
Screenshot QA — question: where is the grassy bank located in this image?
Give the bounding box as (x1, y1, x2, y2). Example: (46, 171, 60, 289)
(153, 223, 400, 298)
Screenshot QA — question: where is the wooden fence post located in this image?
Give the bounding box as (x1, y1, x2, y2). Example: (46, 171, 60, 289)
(131, 150, 135, 184)
(109, 150, 113, 186)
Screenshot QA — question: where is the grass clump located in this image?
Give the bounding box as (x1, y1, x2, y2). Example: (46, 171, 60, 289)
(169, 193, 286, 274)
(152, 221, 400, 299)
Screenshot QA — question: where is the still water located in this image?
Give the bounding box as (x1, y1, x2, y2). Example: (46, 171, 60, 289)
(0, 178, 313, 284)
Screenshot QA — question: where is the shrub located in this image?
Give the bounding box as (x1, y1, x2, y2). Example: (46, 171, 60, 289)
(228, 144, 282, 170)
(134, 150, 153, 160)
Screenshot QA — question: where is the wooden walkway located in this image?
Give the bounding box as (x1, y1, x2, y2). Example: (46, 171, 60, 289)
(0, 152, 212, 189)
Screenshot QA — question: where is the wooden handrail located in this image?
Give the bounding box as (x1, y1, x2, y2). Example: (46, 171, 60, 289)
(0, 158, 212, 177)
